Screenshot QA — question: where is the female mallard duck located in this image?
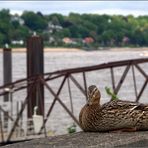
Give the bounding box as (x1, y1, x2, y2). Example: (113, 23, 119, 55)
(79, 85, 148, 132)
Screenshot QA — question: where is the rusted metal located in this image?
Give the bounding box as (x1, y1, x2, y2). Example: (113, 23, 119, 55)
(43, 58, 148, 76)
(132, 65, 138, 99)
(134, 64, 148, 102)
(0, 57, 148, 143)
(110, 67, 115, 91)
(3, 48, 12, 130)
(67, 76, 74, 114)
(135, 64, 148, 79)
(0, 106, 14, 122)
(83, 72, 88, 101)
(6, 79, 37, 142)
(40, 78, 80, 129)
(0, 58, 148, 95)
(136, 79, 148, 102)
(0, 105, 24, 136)
(3, 48, 12, 101)
(70, 75, 86, 96)
(114, 64, 130, 94)
(0, 109, 4, 142)
(55, 92, 80, 127)
(36, 80, 47, 137)
(27, 36, 44, 118)
(38, 75, 67, 133)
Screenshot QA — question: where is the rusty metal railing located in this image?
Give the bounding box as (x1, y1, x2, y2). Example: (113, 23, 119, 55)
(0, 58, 148, 144)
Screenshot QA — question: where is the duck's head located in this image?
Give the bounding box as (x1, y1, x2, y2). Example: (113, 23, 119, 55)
(87, 85, 101, 106)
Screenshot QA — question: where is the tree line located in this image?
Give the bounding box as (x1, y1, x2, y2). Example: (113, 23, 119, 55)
(0, 9, 148, 49)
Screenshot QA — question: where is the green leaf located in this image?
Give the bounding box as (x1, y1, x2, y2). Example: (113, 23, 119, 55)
(105, 86, 119, 101)
(67, 123, 77, 134)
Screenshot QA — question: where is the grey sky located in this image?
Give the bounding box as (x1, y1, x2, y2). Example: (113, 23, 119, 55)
(0, 1, 148, 16)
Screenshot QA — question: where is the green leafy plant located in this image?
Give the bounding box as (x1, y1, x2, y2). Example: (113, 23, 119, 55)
(67, 123, 77, 134)
(105, 86, 119, 101)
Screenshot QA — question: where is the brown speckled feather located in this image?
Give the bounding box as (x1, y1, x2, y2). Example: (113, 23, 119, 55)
(79, 85, 148, 132)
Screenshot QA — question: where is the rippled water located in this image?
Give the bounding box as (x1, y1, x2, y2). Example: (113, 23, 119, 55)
(0, 50, 148, 135)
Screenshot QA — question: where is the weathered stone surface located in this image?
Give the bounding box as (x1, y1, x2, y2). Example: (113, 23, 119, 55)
(3, 131, 148, 148)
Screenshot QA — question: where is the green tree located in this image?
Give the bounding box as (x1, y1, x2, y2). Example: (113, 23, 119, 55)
(0, 9, 12, 45)
(47, 13, 65, 26)
(21, 11, 48, 31)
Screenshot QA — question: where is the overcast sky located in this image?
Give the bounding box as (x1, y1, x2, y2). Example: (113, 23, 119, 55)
(0, 1, 148, 16)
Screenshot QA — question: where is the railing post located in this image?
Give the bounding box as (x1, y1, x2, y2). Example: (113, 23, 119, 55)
(3, 47, 12, 100)
(27, 35, 44, 118)
(3, 47, 12, 129)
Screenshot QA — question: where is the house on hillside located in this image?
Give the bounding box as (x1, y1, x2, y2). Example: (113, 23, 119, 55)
(122, 36, 130, 44)
(83, 37, 94, 44)
(62, 37, 77, 45)
(11, 40, 24, 45)
(11, 15, 24, 25)
(48, 22, 63, 33)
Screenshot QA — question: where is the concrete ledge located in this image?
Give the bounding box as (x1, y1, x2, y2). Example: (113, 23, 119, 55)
(3, 131, 148, 148)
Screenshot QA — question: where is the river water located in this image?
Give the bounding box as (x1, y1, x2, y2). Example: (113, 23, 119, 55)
(0, 50, 146, 83)
(0, 49, 148, 136)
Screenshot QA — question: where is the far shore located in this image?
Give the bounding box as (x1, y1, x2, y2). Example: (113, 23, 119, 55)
(0, 47, 82, 52)
(0, 47, 148, 53)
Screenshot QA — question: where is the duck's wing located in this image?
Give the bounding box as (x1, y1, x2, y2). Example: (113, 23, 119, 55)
(101, 100, 147, 111)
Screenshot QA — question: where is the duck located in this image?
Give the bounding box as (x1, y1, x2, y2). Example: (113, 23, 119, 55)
(79, 85, 148, 132)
